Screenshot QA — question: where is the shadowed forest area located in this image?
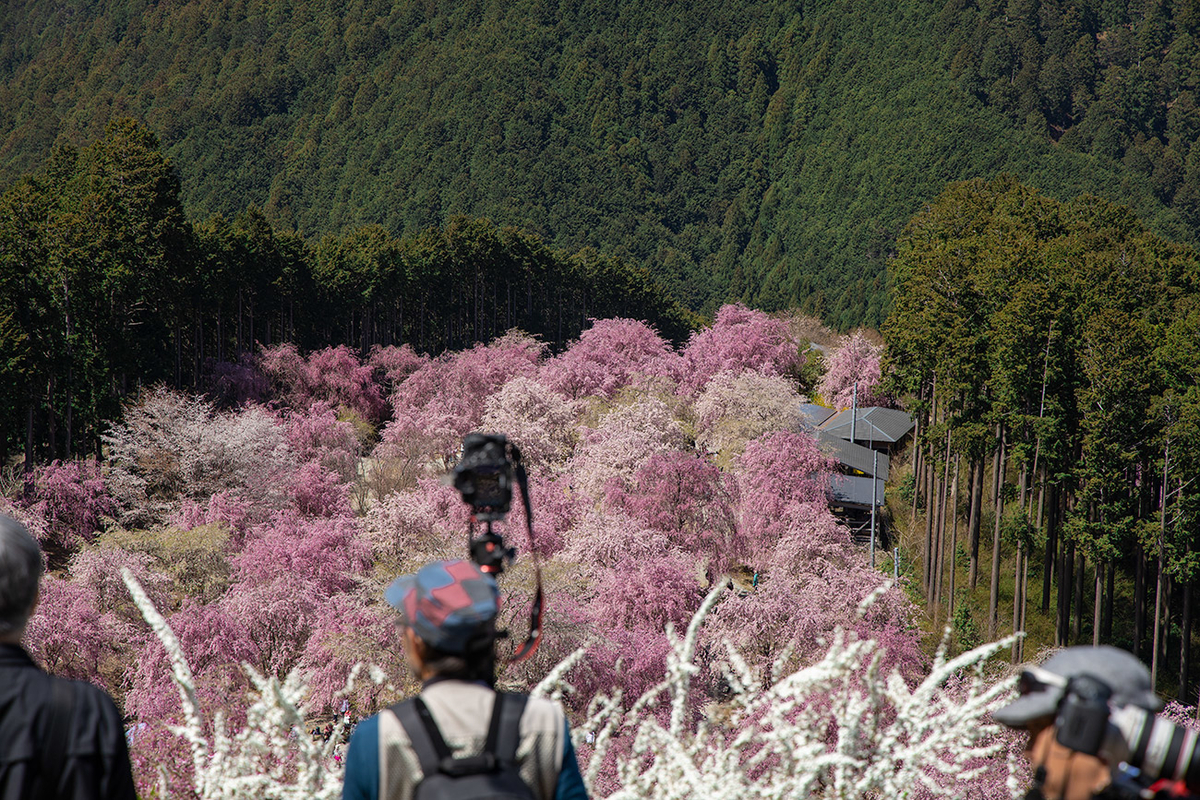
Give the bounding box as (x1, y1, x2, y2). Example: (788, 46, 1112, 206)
(0, 120, 697, 468)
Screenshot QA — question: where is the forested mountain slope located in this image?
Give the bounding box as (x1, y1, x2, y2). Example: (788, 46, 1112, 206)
(3, 0, 1198, 327)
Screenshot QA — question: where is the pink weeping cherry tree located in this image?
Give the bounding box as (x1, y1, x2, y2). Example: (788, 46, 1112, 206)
(541, 317, 674, 399)
(817, 330, 889, 409)
(673, 304, 805, 395)
(260, 344, 388, 422)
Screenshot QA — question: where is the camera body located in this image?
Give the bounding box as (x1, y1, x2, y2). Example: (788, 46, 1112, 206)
(453, 433, 515, 522)
(1056, 675, 1200, 797)
(1056, 675, 1113, 755)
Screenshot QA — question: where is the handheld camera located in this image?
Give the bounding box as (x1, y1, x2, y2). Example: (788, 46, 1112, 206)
(1055, 675, 1200, 797)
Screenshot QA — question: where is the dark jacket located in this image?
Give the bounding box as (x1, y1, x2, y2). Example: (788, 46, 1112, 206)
(0, 643, 136, 800)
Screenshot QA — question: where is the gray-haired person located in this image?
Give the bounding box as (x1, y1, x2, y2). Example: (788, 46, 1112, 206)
(0, 513, 136, 800)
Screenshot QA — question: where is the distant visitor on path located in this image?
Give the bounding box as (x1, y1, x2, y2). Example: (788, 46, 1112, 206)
(0, 513, 137, 799)
(995, 645, 1200, 800)
(342, 558, 588, 800)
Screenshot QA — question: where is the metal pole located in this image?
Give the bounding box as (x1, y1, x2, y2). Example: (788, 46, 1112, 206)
(870, 449, 878, 568)
(894, 547, 900, 581)
(850, 382, 858, 442)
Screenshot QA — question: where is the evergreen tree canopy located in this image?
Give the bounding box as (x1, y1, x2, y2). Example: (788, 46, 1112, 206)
(5, 0, 1200, 327)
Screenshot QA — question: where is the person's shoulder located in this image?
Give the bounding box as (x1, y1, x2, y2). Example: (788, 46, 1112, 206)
(515, 693, 566, 735)
(67, 677, 123, 717)
(55, 677, 129, 751)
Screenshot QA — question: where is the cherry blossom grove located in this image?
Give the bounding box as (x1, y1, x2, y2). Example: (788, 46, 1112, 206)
(12, 304, 1016, 797)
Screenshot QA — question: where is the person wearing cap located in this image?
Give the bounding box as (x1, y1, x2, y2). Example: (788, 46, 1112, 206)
(342, 559, 588, 800)
(0, 513, 137, 800)
(994, 646, 1164, 800)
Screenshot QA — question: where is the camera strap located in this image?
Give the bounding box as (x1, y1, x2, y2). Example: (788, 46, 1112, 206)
(509, 454, 544, 663)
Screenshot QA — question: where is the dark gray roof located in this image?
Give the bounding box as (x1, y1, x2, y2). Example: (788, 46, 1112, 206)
(819, 406, 914, 445)
(830, 474, 885, 507)
(815, 430, 889, 480)
(799, 403, 836, 427)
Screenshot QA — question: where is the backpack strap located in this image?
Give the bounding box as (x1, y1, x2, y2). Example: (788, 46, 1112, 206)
(393, 697, 452, 778)
(37, 679, 74, 800)
(392, 691, 530, 777)
(485, 692, 527, 765)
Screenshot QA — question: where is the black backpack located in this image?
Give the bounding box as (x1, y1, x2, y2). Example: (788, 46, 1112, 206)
(392, 692, 536, 800)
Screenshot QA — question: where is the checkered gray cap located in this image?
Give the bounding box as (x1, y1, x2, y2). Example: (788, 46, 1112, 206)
(993, 646, 1163, 729)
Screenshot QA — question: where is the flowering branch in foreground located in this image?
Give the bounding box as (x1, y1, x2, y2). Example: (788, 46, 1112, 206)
(121, 568, 353, 799)
(125, 567, 1017, 799)
(535, 580, 1020, 800)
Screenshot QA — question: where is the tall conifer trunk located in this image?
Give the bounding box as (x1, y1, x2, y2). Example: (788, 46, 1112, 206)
(1153, 435, 1170, 690)
(911, 412, 922, 527)
(988, 424, 1006, 640)
(1103, 562, 1114, 641)
(924, 380, 937, 594)
(948, 455, 960, 619)
(1058, 537, 1074, 646)
(933, 431, 951, 610)
(1074, 551, 1084, 643)
(1012, 545, 1024, 664)
(1135, 540, 1146, 659)
(968, 459, 982, 589)
(1181, 579, 1193, 702)
(1042, 480, 1054, 612)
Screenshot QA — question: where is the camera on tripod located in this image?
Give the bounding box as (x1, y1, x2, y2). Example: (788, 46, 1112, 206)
(450, 432, 545, 662)
(452, 433, 520, 574)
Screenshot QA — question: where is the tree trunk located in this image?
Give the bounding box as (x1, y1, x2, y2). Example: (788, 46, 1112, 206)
(911, 413, 922, 529)
(948, 455, 960, 619)
(1074, 550, 1085, 643)
(933, 431, 951, 611)
(1103, 561, 1114, 641)
(1093, 562, 1102, 647)
(988, 425, 1007, 640)
(1152, 560, 1164, 693)
(1041, 480, 1054, 612)
(923, 388, 937, 594)
(1135, 539, 1146, 659)
(1058, 537, 1074, 646)
(1019, 554, 1029, 660)
(1182, 578, 1193, 703)
(968, 458, 983, 589)
(1012, 544, 1024, 663)
(924, 438, 936, 595)
(1153, 435, 1170, 691)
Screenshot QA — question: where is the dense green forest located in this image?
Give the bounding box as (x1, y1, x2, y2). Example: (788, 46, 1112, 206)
(886, 176, 1200, 693)
(0, 119, 695, 467)
(4, 0, 1200, 327)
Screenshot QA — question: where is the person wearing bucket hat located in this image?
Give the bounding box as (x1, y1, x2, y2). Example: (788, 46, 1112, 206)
(343, 560, 588, 800)
(993, 645, 1200, 800)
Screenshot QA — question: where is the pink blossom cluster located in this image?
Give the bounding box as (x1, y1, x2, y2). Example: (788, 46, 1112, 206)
(817, 330, 890, 409)
(260, 343, 388, 422)
(19, 305, 939, 796)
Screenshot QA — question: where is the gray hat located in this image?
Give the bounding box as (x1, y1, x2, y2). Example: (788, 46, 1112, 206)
(993, 646, 1163, 729)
